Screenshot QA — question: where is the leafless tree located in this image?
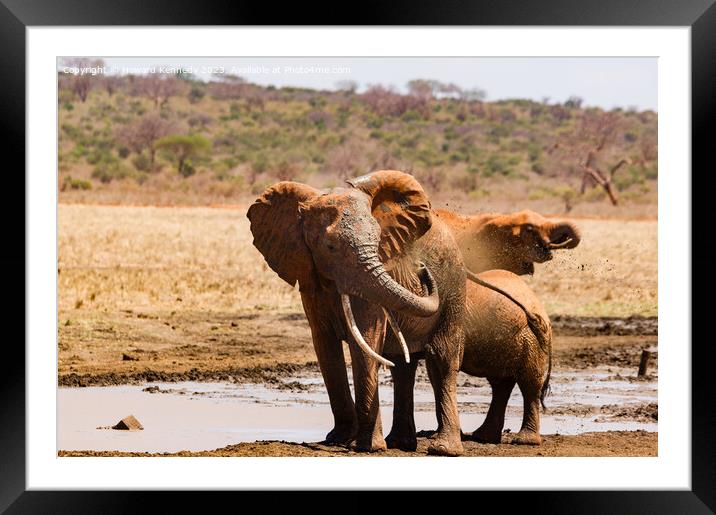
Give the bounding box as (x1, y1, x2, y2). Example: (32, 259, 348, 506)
(207, 74, 249, 100)
(116, 112, 176, 166)
(570, 112, 627, 206)
(335, 80, 358, 94)
(360, 85, 430, 118)
(102, 75, 123, 97)
(134, 75, 186, 107)
(60, 58, 104, 102)
(406, 79, 437, 100)
(327, 144, 362, 180)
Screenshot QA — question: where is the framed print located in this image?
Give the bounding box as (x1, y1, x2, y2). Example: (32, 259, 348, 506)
(4, 0, 713, 512)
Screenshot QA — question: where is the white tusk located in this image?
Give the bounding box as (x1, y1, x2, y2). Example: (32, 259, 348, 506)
(341, 294, 395, 368)
(383, 308, 410, 364)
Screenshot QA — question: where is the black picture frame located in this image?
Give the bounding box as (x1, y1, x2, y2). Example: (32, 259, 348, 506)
(3, 1, 712, 512)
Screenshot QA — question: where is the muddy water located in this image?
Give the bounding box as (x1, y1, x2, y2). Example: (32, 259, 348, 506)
(58, 366, 657, 453)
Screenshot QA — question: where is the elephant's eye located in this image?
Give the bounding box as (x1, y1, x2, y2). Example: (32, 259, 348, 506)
(327, 244, 336, 251)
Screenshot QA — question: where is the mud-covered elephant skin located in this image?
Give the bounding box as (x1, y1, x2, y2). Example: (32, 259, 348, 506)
(389, 269, 552, 447)
(247, 170, 467, 456)
(461, 269, 552, 445)
(436, 209, 580, 275)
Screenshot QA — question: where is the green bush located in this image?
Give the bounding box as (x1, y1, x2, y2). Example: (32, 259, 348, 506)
(484, 154, 512, 177)
(531, 161, 545, 174)
(61, 176, 92, 191)
(131, 153, 151, 172)
(91, 161, 131, 183)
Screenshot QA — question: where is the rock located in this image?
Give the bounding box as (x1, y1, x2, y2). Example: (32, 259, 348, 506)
(112, 415, 144, 431)
(122, 353, 139, 361)
(142, 385, 160, 393)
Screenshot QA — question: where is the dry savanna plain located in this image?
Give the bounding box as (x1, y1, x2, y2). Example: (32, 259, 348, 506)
(58, 203, 658, 457)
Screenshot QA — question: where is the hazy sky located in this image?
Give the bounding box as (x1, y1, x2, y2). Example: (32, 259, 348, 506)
(88, 57, 657, 111)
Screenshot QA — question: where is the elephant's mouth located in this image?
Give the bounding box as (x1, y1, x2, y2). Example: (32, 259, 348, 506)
(533, 241, 553, 263)
(521, 261, 536, 275)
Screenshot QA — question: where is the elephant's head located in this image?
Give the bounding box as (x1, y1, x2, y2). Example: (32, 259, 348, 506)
(247, 170, 439, 364)
(479, 210, 581, 275)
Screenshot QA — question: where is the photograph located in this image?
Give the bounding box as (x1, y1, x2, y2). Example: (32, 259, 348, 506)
(55, 56, 659, 458)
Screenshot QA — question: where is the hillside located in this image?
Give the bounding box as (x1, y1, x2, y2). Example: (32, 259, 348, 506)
(58, 73, 657, 217)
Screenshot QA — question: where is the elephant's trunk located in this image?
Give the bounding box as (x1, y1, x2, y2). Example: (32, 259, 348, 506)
(337, 254, 438, 367)
(349, 256, 440, 319)
(548, 221, 581, 249)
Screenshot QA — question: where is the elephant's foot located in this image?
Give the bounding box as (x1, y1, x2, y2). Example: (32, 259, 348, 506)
(509, 430, 542, 446)
(323, 422, 357, 447)
(385, 431, 418, 452)
(426, 433, 464, 457)
(352, 433, 387, 453)
(470, 425, 502, 444)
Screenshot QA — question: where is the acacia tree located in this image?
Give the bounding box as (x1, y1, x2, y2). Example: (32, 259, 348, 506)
(155, 134, 210, 177)
(116, 112, 176, 166)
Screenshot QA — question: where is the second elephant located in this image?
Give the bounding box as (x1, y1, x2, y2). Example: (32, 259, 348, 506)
(387, 269, 552, 448)
(436, 208, 580, 275)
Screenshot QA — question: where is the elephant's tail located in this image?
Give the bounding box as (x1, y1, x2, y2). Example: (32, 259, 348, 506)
(535, 315, 553, 412)
(465, 269, 553, 411)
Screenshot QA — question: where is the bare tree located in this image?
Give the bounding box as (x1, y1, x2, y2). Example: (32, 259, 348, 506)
(116, 112, 176, 166)
(335, 80, 358, 93)
(60, 58, 104, 102)
(102, 75, 123, 97)
(406, 79, 437, 100)
(360, 85, 430, 118)
(207, 74, 249, 100)
(327, 143, 362, 180)
(134, 75, 186, 107)
(571, 112, 627, 206)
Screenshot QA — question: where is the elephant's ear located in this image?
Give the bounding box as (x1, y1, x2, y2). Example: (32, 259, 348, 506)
(247, 181, 320, 288)
(347, 170, 432, 261)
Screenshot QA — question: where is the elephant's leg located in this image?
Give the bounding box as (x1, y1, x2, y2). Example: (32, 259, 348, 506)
(471, 377, 516, 444)
(424, 331, 465, 457)
(301, 294, 356, 445)
(510, 374, 543, 446)
(346, 298, 387, 452)
(385, 357, 419, 451)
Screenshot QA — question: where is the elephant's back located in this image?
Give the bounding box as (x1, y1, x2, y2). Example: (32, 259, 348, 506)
(472, 270, 547, 319)
(461, 270, 548, 378)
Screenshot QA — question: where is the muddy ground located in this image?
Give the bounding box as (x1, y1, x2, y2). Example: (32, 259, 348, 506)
(58, 312, 657, 386)
(58, 313, 657, 457)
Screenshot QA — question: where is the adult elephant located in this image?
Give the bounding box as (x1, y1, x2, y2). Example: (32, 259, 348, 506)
(247, 170, 467, 456)
(435, 209, 581, 275)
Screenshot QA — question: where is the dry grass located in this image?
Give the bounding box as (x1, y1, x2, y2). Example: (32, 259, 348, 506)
(524, 218, 657, 317)
(59, 204, 656, 318)
(59, 204, 300, 314)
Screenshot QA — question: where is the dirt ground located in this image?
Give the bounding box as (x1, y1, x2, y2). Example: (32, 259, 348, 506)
(58, 430, 657, 457)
